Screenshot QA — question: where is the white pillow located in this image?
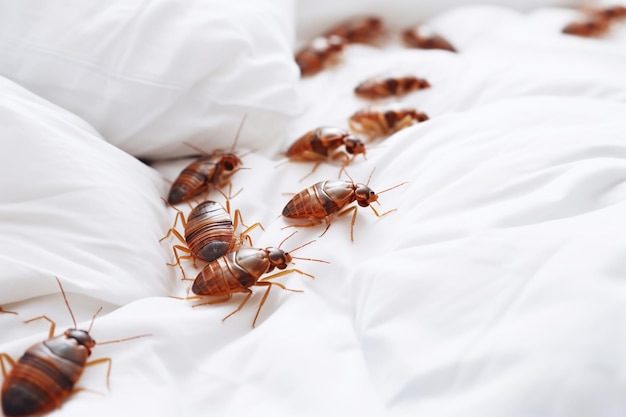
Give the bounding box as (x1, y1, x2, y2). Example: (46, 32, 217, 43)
(0, 75, 175, 306)
(295, 0, 581, 43)
(0, 0, 300, 160)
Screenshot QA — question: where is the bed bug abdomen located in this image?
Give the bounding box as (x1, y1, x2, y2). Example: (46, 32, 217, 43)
(168, 153, 242, 205)
(324, 16, 384, 44)
(186, 200, 235, 262)
(191, 248, 269, 296)
(167, 157, 217, 205)
(282, 181, 350, 219)
(295, 35, 345, 77)
(2, 334, 90, 417)
(354, 74, 431, 100)
(402, 25, 456, 52)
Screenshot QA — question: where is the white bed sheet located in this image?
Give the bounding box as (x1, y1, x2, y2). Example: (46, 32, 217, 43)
(2, 2, 626, 417)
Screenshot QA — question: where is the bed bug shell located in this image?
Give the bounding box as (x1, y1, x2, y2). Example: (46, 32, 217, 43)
(354, 73, 431, 100)
(402, 25, 456, 52)
(349, 104, 429, 140)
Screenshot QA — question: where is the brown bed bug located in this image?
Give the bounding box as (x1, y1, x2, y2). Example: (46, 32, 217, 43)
(167, 116, 248, 205)
(402, 25, 456, 52)
(187, 233, 328, 327)
(167, 151, 243, 205)
(295, 35, 346, 77)
(281, 170, 406, 242)
(161, 195, 263, 279)
(562, 4, 626, 37)
(596, 5, 626, 21)
(284, 126, 367, 180)
(562, 15, 611, 37)
(354, 74, 431, 100)
(349, 103, 429, 140)
(0, 277, 150, 417)
(323, 16, 385, 44)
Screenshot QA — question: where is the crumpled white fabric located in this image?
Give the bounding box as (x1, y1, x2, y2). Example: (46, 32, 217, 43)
(2, 2, 626, 417)
(0, 0, 300, 160)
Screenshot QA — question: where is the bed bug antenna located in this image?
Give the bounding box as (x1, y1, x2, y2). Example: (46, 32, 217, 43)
(55, 276, 77, 329)
(87, 306, 103, 333)
(98, 333, 152, 346)
(231, 114, 248, 153)
(180, 114, 248, 157)
(376, 180, 408, 196)
(277, 230, 298, 249)
(365, 166, 375, 185)
(341, 166, 375, 185)
(279, 234, 330, 265)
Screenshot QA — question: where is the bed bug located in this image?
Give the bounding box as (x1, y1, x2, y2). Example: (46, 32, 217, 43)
(354, 74, 431, 100)
(562, 15, 611, 37)
(161, 195, 263, 279)
(324, 16, 385, 44)
(295, 35, 346, 77)
(402, 25, 456, 52)
(167, 151, 243, 205)
(596, 5, 626, 21)
(0, 277, 150, 417)
(284, 126, 367, 180)
(348, 103, 429, 140)
(281, 170, 406, 242)
(187, 233, 328, 327)
(167, 116, 248, 205)
(562, 4, 626, 37)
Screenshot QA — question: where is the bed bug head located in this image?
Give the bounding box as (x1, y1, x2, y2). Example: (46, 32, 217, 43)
(264, 247, 292, 271)
(262, 231, 299, 271)
(355, 184, 377, 207)
(342, 168, 377, 207)
(343, 136, 367, 157)
(64, 329, 96, 354)
(216, 152, 242, 173)
(55, 277, 102, 353)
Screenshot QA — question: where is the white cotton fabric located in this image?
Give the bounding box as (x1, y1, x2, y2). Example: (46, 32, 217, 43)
(0, 0, 300, 160)
(1, 2, 626, 417)
(295, 0, 580, 44)
(0, 76, 174, 305)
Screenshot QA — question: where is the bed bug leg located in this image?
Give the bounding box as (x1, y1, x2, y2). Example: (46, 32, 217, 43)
(0, 353, 16, 378)
(160, 202, 197, 279)
(23, 314, 57, 339)
(336, 206, 359, 242)
(82, 357, 113, 391)
(394, 114, 420, 133)
(92, 334, 150, 390)
(281, 217, 331, 237)
(298, 161, 323, 182)
(221, 289, 253, 323)
(0, 307, 17, 315)
(217, 186, 265, 241)
(249, 281, 302, 328)
(188, 294, 233, 309)
(84, 332, 150, 391)
(224, 272, 306, 328)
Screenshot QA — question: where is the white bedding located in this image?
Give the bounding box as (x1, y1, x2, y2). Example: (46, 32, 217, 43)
(2, 1, 626, 416)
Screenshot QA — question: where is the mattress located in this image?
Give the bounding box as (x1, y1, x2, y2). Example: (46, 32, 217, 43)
(1, 0, 626, 416)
